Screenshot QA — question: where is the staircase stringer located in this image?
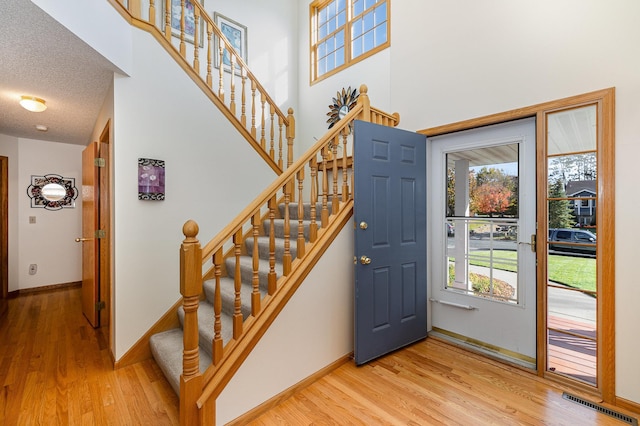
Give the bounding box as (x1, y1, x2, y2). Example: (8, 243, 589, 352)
(107, 0, 290, 175)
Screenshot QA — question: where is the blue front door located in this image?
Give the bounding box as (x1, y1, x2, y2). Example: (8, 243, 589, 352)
(353, 120, 427, 365)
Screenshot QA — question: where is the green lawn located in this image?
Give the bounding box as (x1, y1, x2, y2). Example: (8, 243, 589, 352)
(463, 250, 596, 292)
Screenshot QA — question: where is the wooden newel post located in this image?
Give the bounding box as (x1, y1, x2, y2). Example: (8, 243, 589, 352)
(287, 107, 295, 168)
(358, 84, 370, 122)
(180, 220, 203, 426)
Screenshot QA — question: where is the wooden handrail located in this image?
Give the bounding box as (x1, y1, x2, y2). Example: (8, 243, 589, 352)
(108, 0, 294, 174)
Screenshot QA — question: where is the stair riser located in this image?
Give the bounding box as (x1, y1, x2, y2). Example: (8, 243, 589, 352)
(245, 237, 297, 262)
(278, 202, 331, 221)
(264, 220, 317, 240)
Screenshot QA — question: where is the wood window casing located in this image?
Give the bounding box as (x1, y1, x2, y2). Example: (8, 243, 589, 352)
(419, 88, 615, 404)
(309, 0, 391, 84)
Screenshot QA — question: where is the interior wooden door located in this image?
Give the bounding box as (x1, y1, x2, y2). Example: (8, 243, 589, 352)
(80, 142, 99, 327)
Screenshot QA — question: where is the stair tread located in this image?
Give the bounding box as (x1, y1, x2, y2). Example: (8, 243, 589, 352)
(203, 276, 267, 318)
(149, 328, 213, 395)
(178, 301, 234, 357)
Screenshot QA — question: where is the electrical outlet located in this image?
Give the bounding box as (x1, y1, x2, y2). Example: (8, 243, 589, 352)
(29, 264, 37, 275)
(29, 216, 36, 224)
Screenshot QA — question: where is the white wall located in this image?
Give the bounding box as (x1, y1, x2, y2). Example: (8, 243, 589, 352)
(296, 0, 640, 407)
(0, 134, 20, 292)
(218, 223, 354, 425)
(111, 29, 277, 359)
(0, 135, 83, 291)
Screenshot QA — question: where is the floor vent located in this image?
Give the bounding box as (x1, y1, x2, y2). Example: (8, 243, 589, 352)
(562, 393, 638, 425)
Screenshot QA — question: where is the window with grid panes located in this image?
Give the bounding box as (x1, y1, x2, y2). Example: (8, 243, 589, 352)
(311, 0, 389, 82)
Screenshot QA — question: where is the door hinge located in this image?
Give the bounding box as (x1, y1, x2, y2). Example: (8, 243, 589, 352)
(95, 229, 106, 239)
(95, 300, 106, 310)
(94, 157, 106, 167)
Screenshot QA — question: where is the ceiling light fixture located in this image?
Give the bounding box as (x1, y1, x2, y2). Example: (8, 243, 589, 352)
(35, 124, 48, 132)
(19, 96, 47, 112)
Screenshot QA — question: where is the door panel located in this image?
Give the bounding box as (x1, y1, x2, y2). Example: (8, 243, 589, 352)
(354, 120, 427, 365)
(428, 118, 536, 365)
(81, 142, 99, 327)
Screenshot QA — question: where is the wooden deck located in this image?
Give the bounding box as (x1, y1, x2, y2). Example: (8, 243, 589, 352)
(548, 314, 597, 384)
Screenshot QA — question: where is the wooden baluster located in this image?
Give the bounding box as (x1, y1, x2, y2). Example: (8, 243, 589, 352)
(179, 220, 202, 426)
(232, 230, 243, 339)
(149, 0, 156, 26)
(309, 157, 318, 243)
(267, 196, 277, 295)
(342, 129, 349, 202)
(129, 0, 141, 19)
(278, 115, 284, 170)
(321, 147, 329, 228)
(193, 8, 200, 73)
(283, 181, 292, 276)
(212, 248, 223, 364)
(251, 213, 261, 316)
(179, 0, 186, 57)
(260, 92, 267, 150)
(269, 104, 275, 161)
(251, 80, 257, 140)
(218, 40, 225, 102)
(241, 69, 247, 128)
(297, 169, 306, 259)
(287, 108, 295, 168)
(206, 23, 213, 88)
(332, 137, 339, 215)
(164, 0, 171, 40)
(230, 55, 236, 116)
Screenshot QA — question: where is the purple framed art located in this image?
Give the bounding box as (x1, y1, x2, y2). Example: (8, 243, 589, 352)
(138, 158, 165, 201)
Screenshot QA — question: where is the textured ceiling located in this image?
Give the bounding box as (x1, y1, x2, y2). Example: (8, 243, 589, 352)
(0, 0, 119, 146)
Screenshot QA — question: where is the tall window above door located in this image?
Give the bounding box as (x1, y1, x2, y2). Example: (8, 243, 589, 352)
(310, 0, 390, 83)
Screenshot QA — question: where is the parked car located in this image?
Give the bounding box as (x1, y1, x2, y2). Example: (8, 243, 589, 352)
(548, 228, 596, 255)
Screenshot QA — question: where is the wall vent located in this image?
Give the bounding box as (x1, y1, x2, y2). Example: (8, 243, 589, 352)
(562, 393, 638, 425)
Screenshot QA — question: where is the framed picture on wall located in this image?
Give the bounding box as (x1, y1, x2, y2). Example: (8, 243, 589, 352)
(138, 158, 165, 201)
(213, 12, 248, 74)
(162, 0, 205, 47)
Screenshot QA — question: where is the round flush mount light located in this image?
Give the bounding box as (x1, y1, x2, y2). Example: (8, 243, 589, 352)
(19, 96, 47, 112)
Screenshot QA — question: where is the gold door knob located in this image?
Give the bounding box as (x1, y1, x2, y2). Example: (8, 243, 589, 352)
(360, 256, 371, 265)
(359, 221, 368, 230)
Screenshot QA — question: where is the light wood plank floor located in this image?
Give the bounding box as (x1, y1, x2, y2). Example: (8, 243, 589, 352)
(2, 286, 638, 425)
(0, 286, 179, 425)
(247, 341, 636, 425)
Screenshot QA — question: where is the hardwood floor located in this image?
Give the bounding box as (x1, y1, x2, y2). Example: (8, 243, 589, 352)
(1, 286, 637, 425)
(0, 287, 179, 425)
(246, 340, 636, 426)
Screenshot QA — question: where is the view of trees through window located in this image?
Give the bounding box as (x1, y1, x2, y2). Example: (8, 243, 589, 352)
(447, 165, 518, 218)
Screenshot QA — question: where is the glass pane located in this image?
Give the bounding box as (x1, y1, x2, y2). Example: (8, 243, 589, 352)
(353, 0, 364, 16)
(375, 3, 387, 24)
(363, 30, 374, 52)
(445, 143, 521, 304)
(335, 47, 345, 67)
(446, 218, 519, 303)
(319, 23, 327, 39)
(375, 23, 387, 45)
(365, 0, 377, 9)
(338, 10, 346, 27)
(318, 57, 326, 75)
(547, 105, 597, 155)
(352, 17, 363, 38)
(548, 152, 596, 184)
(336, 29, 344, 48)
(363, 10, 374, 31)
(352, 36, 363, 58)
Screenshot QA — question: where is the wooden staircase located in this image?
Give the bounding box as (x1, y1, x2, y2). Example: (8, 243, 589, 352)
(107, 1, 401, 424)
